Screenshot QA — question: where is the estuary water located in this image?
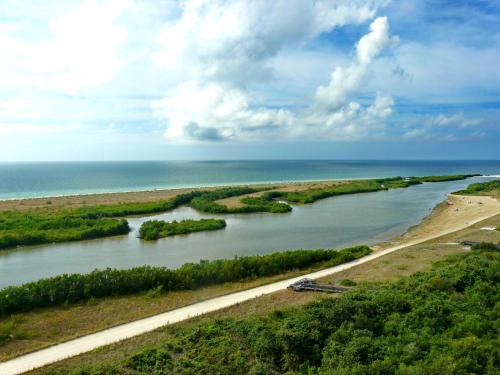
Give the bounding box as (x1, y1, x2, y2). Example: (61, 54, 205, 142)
(1, 160, 499, 200)
(0, 176, 493, 287)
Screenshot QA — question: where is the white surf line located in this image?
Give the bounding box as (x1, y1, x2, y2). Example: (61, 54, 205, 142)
(1, 212, 499, 375)
(480, 226, 496, 231)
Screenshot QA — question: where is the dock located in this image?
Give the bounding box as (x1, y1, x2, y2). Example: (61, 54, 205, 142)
(287, 278, 349, 293)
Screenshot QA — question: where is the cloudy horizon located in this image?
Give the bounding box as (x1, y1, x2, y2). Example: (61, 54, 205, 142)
(0, 0, 499, 160)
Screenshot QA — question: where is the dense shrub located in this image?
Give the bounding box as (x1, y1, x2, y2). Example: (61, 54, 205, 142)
(60, 247, 499, 375)
(418, 174, 477, 182)
(455, 179, 500, 195)
(274, 180, 383, 204)
(0, 187, 261, 250)
(139, 219, 226, 240)
(0, 214, 129, 250)
(471, 242, 499, 251)
(0, 246, 371, 316)
(0, 175, 478, 250)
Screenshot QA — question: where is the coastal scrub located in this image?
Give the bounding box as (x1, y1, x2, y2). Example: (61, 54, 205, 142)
(139, 219, 226, 240)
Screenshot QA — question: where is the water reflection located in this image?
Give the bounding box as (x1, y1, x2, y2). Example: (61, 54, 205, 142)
(0, 178, 488, 287)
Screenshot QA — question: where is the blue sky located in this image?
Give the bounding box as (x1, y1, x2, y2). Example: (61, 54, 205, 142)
(0, 0, 499, 160)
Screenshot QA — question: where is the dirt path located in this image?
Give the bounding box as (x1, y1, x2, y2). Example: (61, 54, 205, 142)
(1, 196, 498, 375)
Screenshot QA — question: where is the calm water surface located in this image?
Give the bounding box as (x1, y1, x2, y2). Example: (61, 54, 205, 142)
(0, 177, 492, 287)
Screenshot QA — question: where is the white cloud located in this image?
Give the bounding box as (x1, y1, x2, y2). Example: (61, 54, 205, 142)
(429, 113, 481, 128)
(154, 0, 388, 83)
(0, 123, 80, 136)
(313, 16, 395, 110)
(153, 81, 294, 141)
(0, 0, 130, 95)
(153, 1, 393, 142)
(402, 112, 484, 140)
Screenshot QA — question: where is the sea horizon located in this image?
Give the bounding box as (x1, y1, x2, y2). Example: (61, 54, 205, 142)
(1, 160, 499, 201)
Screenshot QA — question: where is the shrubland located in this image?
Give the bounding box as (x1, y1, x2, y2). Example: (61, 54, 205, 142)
(0, 175, 478, 250)
(455, 179, 500, 195)
(55, 243, 499, 375)
(139, 219, 226, 240)
(0, 246, 371, 317)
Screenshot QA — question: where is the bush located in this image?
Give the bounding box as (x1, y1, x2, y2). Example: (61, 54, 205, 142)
(139, 219, 226, 240)
(340, 279, 357, 286)
(0, 214, 130, 250)
(0, 175, 477, 250)
(471, 242, 498, 251)
(455, 179, 500, 195)
(67, 246, 499, 375)
(0, 246, 371, 316)
(0, 187, 259, 250)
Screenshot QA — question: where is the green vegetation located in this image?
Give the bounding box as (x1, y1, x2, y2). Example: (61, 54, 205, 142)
(58, 245, 499, 375)
(0, 315, 29, 346)
(0, 187, 265, 250)
(0, 246, 371, 317)
(418, 174, 478, 182)
(455, 179, 500, 195)
(470, 242, 499, 251)
(265, 180, 383, 204)
(340, 278, 357, 286)
(188, 187, 291, 213)
(377, 174, 477, 189)
(255, 174, 476, 205)
(0, 211, 129, 250)
(139, 219, 227, 240)
(0, 175, 477, 250)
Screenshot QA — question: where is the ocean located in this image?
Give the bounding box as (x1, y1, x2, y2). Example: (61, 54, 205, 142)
(0, 160, 499, 200)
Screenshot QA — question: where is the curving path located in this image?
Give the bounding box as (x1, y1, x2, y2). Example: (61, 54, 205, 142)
(0, 209, 498, 375)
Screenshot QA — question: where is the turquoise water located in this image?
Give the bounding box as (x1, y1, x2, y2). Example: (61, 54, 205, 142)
(0, 160, 499, 200)
(0, 177, 493, 287)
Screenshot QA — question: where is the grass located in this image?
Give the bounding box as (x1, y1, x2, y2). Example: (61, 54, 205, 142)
(33, 221, 498, 374)
(454, 178, 500, 196)
(0, 260, 352, 362)
(139, 219, 226, 240)
(6, 214, 498, 368)
(0, 316, 29, 346)
(0, 246, 371, 317)
(253, 174, 476, 205)
(70, 246, 499, 374)
(0, 187, 261, 251)
(0, 211, 130, 250)
(0, 175, 477, 251)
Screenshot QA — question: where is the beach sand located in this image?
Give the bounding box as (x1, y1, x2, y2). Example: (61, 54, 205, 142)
(0, 180, 350, 212)
(373, 194, 500, 250)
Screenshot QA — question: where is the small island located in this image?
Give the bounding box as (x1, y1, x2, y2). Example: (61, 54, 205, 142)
(139, 218, 227, 240)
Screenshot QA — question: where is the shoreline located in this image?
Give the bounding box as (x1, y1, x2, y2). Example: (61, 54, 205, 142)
(372, 193, 500, 251)
(0, 178, 386, 212)
(3, 174, 497, 203)
(1, 199, 498, 374)
(0, 174, 491, 212)
(0, 176, 387, 202)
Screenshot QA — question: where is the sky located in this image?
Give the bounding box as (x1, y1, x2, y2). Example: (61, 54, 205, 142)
(0, 0, 499, 161)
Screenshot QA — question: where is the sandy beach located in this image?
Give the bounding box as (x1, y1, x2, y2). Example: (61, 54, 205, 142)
(373, 194, 500, 250)
(0, 179, 358, 212)
(1, 191, 499, 375)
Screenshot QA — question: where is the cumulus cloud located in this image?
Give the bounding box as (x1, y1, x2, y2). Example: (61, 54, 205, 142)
(429, 113, 481, 128)
(154, 0, 388, 83)
(0, 0, 129, 95)
(315, 16, 394, 109)
(402, 113, 484, 140)
(305, 16, 396, 140)
(153, 81, 294, 141)
(153, 0, 394, 142)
